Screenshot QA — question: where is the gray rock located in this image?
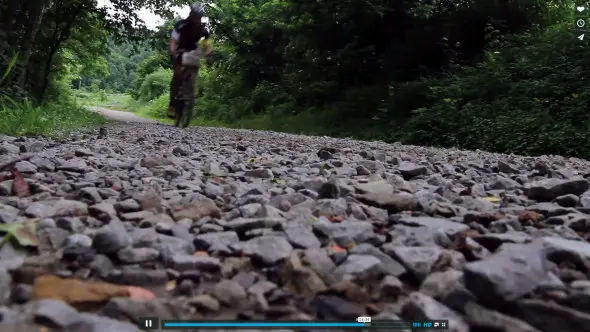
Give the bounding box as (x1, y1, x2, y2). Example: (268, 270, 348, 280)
(398, 162, 428, 179)
(379, 275, 403, 300)
(57, 159, 88, 172)
(116, 247, 160, 263)
(386, 246, 443, 281)
(397, 216, 470, 236)
(64, 234, 93, 249)
(527, 178, 589, 201)
(194, 231, 240, 251)
(133, 230, 195, 263)
(14, 160, 37, 173)
(115, 198, 141, 212)
(303, 248, 337, 285)
(355, 181, 419, 212)
(237, 236, 293, 265)
(76, 187, 103, 204)
(552, 194, 580, 207)
(89, 202, 118, 222)
(106, 268, 169, 286)
(92, 220, 132, 254)
(349, 243, 406, 277)
(34, 299, 80, 328)
(312, 220, 376, 245)
(284, 226, 321, 249)
(463, 240, 550, 308)
(244, 168, 273, 178)
(0, 141, 20, 154)
(402, 292, 469, 332)
(170, 254, 221, 272)
(541, 237, 590, 271)
(212, 279, 247, 306)
(226, 217, 282, 232)
(53, 199, 88, 217)
(332, 254, 384, 282)
(514, 299, 590, 332)
(464, 301, 542, 332)
(420, 270, 474, 312)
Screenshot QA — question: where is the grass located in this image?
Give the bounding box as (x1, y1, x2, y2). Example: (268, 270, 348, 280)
(0, 56, 106, 138)
(75, 90, 131, 110)
(0, 98, 106, 137)
(113, 91, 334, 136)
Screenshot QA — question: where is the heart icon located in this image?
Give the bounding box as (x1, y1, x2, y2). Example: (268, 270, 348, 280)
(578, 6, 585, 12)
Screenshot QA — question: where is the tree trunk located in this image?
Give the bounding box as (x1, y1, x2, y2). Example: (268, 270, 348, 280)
(39, 19, 76, 102)
(1, 1, 21, 34)
(16, 0, 52, 89)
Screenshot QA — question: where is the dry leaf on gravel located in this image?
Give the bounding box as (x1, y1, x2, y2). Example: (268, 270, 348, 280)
(11, 168, 30, 197)
(518, 210, 542, 223)
(328, 215, 344, 223)
(0, 219, 39, 247)
(33, 275, 128, 307)
(127, 286, 156, 300)
(33, 275, 155, 309)
(328, 244, 347, 253)
(483, 196, 500, 203)
(171, 199, 221, 221)
(165, 280, 177, 291)
(329, 280, 370, 303)
(452, 229, 480, 250)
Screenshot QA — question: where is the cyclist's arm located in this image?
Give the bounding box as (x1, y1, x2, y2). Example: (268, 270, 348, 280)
(170, 28, 180, 54)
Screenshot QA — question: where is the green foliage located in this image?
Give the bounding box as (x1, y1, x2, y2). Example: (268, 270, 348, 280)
(133, 94, 171, 119)
(399, 22, 590, 158)
(0, 98, 106, 137)
(132, 53, 169, 98)
(138, 68, 172, 102)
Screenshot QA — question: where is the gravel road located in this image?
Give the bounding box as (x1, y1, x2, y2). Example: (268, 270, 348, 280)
(88, 106, 159, 123)
(0, 109, 589, 331)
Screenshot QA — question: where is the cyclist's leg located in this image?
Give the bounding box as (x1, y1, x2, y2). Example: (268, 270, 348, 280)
(168, 61, 182, 119)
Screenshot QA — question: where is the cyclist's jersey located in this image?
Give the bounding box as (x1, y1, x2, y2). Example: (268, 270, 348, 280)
(170, 19, 210, 51)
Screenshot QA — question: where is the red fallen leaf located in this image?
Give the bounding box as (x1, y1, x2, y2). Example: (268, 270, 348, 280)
(329, 244, 347, 253)
(111, 184, 122, 191)
(328, 216, 344, 223)
(518, 211, 542, 224)
(452, 229, 480, 250)
(11, 168, 30, 197)
(375, 227, 388, 235)
(211, 177, 226, 184)
(126, 286, 156, 300)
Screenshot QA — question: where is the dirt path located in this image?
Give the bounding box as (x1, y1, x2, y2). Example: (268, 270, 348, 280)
(87, 106, 160, 123)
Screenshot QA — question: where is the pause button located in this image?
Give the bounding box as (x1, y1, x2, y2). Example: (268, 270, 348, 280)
(139, 317, 159, 330)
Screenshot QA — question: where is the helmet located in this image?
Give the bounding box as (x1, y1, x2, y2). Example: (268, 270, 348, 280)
(189, 2, 205, 16)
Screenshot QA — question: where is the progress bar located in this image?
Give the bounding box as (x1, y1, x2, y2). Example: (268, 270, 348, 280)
(138, 318, 448, 330)
(155, 320, 447, 330)
(162, 321, 366, 328)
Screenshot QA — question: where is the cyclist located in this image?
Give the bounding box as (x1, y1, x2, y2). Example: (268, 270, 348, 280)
(168, 2, 213, 119)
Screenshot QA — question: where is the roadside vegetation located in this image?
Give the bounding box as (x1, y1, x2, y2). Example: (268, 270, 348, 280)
(2, 1, 590, 158)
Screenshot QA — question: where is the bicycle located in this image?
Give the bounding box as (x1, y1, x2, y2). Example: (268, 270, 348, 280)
(173, 49, 201, 128)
